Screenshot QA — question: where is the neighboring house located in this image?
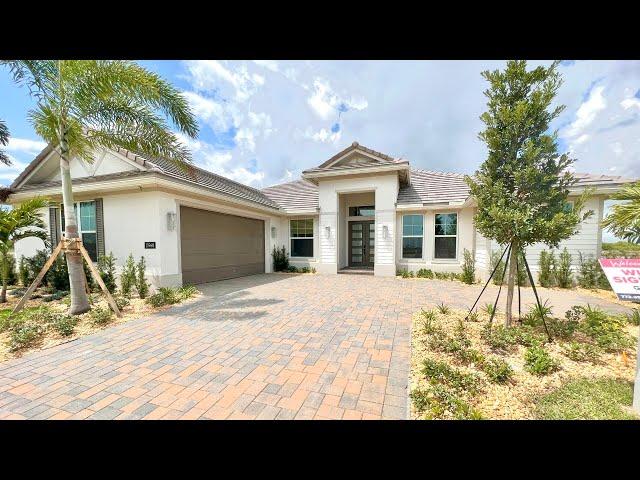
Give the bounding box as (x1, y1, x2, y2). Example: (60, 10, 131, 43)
(4, 141, 636, 287)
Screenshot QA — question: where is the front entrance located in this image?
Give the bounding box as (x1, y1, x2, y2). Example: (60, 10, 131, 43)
(349, 221, 374, 267)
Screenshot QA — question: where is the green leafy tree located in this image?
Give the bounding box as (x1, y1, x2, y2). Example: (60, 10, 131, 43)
(97, 252, 117, 295)
(0, 119, 11, 166)
(602, 182, 640, 243)
(0, 198, 49, 302)
(466, 61, 591, 325)
(1, 60, 198, 314)
(136, 256, 150, 299)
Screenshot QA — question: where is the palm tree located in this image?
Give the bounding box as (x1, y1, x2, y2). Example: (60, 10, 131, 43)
(0, 119, 10, 166)
(0, 197, 49, 303)
(602, 182, 640, 244)
(1, 60, 198, 314)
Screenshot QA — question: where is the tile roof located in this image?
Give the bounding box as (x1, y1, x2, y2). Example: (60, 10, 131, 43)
(572, 172, 636, 187)
(262, 179, 319, 213)
(398, 168, 470, 205)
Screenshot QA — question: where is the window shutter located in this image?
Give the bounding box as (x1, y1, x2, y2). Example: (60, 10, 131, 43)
(49, 207, 61, 250)
(95, 198, 105, 259)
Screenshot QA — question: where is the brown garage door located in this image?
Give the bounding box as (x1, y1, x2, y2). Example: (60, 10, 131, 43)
(180, 206, 265, 284)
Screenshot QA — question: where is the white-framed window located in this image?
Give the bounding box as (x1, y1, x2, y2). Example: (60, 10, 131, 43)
(290, 218, 314, 257)
(434, 212, 457, 260)
(61, 200, 98, 261)
(402, 214, 424, 259)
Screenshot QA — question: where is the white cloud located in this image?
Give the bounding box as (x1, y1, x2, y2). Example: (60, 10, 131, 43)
(6, 137, 47, 155)
(621, 97, 640, 110)
(307, 78, 368, 120)
(253, 60, 279, 73)
(183, 60, 264, 102)
(182, 91, 236, 132)
(302, 126, 342, 144)
(564, 85, 607, 138)
(235, 128, 256, 152)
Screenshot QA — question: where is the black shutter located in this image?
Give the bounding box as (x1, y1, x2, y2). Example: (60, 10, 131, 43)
(95, 198, 105, 259)
(49, 207, 61, 250)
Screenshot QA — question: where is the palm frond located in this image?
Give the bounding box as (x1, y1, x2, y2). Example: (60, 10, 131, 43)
(602, 182, 640, 244)
(0, 119, 10, 166)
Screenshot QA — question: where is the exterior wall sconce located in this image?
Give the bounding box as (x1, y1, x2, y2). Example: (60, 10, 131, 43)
(325, 225, 331, 238)
(166, 211, 177, 231)
(383, 225, 389, 239)
(271, 226, 277, 239)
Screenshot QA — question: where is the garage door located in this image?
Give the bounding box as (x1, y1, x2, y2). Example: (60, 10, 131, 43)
(180, 206, 265, 284)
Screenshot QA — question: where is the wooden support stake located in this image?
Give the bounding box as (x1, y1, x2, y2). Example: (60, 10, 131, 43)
(77, 241, 121, 317)
(10, 241, 64, 318)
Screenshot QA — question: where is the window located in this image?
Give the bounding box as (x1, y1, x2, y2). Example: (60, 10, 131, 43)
(290, 219, 314, 257)
(434, 213, 457, 260)
(402, 214, 423, 258)
(61, 201, 98, 261)
(349, 205, 375, 217)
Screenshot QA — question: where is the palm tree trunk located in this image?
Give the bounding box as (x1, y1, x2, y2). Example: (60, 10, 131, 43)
(504, 243, 518, 327)
(0, 252, 7, 303)
(60, 151, 90, 314)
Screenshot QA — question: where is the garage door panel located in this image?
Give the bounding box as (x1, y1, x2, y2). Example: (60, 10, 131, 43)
(180, 206, 265, 284)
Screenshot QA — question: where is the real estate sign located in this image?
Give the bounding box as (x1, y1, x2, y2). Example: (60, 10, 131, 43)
(598, 258, 640, 302)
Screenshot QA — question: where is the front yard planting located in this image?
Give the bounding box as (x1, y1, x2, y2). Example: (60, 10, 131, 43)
(410, 302, 639, 420)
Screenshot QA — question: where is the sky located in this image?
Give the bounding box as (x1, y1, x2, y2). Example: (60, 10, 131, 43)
(1, 60, 639, 241)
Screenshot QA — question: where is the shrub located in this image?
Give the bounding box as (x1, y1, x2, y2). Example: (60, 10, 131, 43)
(626, 309, 640, 326)
(579, 305, 634, 352)
(399, 269, 410, 278)
(9, 321, 45, 351)
(18, 255, 28, 287)
(97, 252, 117, 294)
(409, 270, 415, 278)
(48, 254, 70, 292)
(481, 324, 519, 352)
(177, 285, 198, 300)
(577, 252, 609, 289)
(562, 341, 601, 364)
(482, 303, 496, 316)
(5, 254, 17, 286)
(538, 250, 556, 287)
(114, 295, 130, 311)
(554, 248, 573, 288)
(459, 249, 475, 285)
(135, 256, 150, 299)
(467, 311, 479, 322)
(416, 268, 434, 279)
(410, 385, 483, 420)
(311, 268, 316, 274)
(272, 245, 289, 272)
(24, 250, 50, 286)
(481, 358, 513, 384)
(51, 314, 78, 337)
(120, 254, 136, 297)
(434, 271, 449, 280)
(524, 343, 559, 376)
(420, 358, 481, 396)
(147, 287, 180, 308)
(89, 307, 114, 325)
(437, 302, 450, 315)
(490, 250, 506, 285)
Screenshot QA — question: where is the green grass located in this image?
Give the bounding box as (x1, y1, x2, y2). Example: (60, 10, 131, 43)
(534, 378, 638, 420)
(0, 306, 41, 331)
(602, 241, 640, 255)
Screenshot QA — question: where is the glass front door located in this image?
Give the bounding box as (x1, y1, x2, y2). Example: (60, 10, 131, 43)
(349, 221, 374, 267)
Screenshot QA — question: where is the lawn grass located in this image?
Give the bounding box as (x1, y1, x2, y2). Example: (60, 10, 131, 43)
(602, 241, 640, 256)
(534, 378, 637, 420)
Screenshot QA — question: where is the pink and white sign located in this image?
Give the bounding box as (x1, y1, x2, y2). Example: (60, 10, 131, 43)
(599, 258, 640, 302)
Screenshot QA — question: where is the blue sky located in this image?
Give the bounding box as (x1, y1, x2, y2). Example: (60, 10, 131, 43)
(2, 60, 640, 241)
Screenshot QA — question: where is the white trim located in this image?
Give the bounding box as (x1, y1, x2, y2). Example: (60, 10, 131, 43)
(322, 148, 398, 169)
(303, 163, 409, 181)
(433, 211, 458, 261)
(401, 213, 424, 260)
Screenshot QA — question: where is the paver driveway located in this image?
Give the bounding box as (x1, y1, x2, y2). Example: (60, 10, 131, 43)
(0, 274, 631, 420)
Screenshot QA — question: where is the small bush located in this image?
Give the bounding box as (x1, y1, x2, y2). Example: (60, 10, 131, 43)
(420, 358, 481, 396)
(114, 295, 130, 311)
(272, 246, 289, 272)
(554, 248, 573, 288)
(538, 250, 556, 287)
(458, 348, 485, 366)
(461, 249, 475, 285)
(51, 314, 78, 337)
(120, 254, 136, 297)
(89, 307, 114, 325)
(437, 302, 450, 315)
(18, 256, 28, 287)
(524, 343, 559, 376)
(416, 268, 434, 279)
(177, 285, 198, 300)
(562, 341, 601, 364)
(300, 266, 310, 273)
(467, 311, 479, 322)
(626, 309, 640, 326)
(24, 250, 50, 286)
(9, 321, 45, 351)
(481, 324, 519, 352)
(579, 305, 634, 352)
(482, 303, 496, 316)
(97, 252, 117, 294)
(410, 385, 483, 420)
(136, 256, 150, 299)
(490, 250, 506, 285)
(420, 309, 439, 334)
(286, 265, 299, 273)
(47, 254, 70, 292)
(409, 270, 415, 278)
(481, 358, 513, 384)
(434, 271, 449, 280)
(577, 252, 609, 290)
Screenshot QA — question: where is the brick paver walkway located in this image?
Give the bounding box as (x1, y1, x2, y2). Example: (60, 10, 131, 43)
(0, 274, 630, 420)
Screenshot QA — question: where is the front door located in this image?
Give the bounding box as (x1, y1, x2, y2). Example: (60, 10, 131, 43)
(349, 221, 374, 267)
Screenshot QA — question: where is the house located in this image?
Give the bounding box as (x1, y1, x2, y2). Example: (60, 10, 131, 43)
(4, 141, 636, 287)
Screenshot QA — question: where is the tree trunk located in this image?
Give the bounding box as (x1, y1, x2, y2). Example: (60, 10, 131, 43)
(504, 243, 518, 327)
(60, 151, 90, 315)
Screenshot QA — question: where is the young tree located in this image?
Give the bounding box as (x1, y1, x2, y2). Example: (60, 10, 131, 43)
(1, 61, 198, 314)
(0, 198, 49, 302)
(0, 119, 11, 166)
(466, 60, 591, 326)
(602, 182, 640, 244)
